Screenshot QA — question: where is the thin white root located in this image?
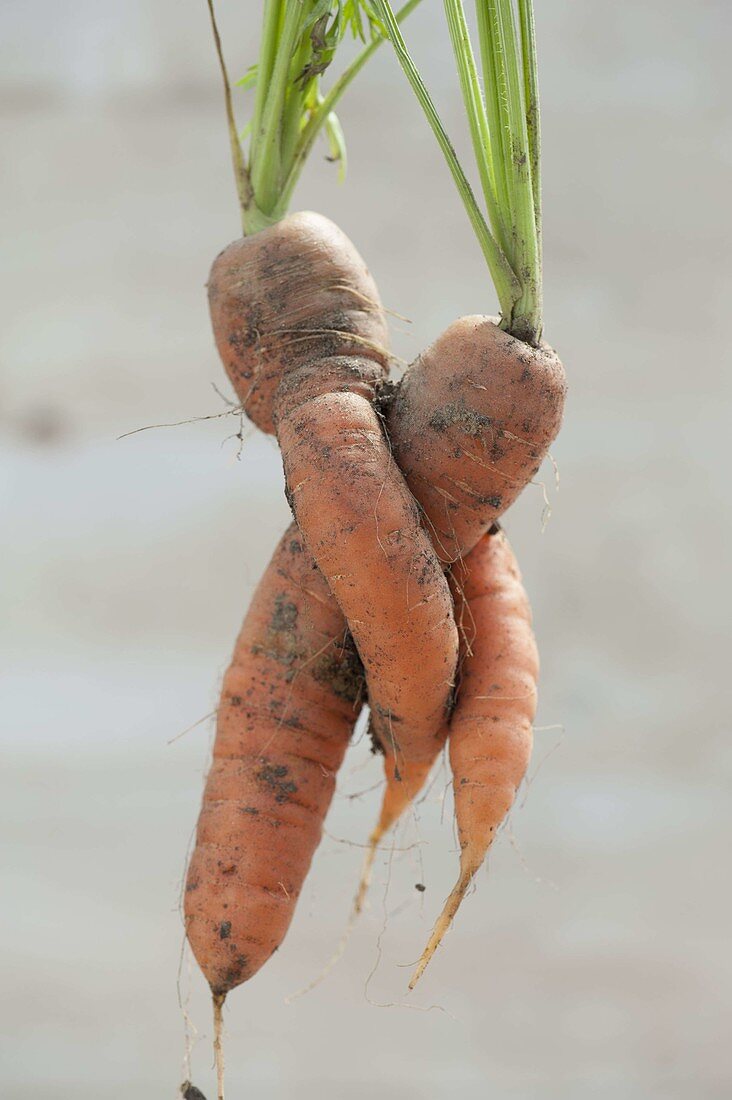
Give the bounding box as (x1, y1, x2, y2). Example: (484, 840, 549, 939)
(408, 868, 473, 990)
(354, 826, 383, 915)
(284, 825, 387, 1003)
(285, 905, 359, 1004)
(212, 992, 226, 1100)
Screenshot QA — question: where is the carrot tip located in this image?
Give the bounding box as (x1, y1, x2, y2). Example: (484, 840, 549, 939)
(407, 868, 474, 990)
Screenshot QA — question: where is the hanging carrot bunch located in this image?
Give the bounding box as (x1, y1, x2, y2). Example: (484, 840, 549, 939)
(179, 1, 565, 1094)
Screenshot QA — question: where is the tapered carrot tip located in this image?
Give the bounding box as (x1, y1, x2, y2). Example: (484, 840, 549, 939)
(212, 991, 226, 1100)
(408, 847, 481, 990)
(355, 756, 435, 913)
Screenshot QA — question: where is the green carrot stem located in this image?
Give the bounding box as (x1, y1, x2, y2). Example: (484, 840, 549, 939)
(442, 0, 509, 255)
(517, 0, 542, 273)
(249, 0, 284, 167)
(373, 0, 520, 318)
(280, 0, 424, 213)
(490, 0, 541, 342)
(250, 0, 304, 216)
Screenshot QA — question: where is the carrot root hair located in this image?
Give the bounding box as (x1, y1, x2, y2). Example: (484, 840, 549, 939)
(212, 992, 226, 1100)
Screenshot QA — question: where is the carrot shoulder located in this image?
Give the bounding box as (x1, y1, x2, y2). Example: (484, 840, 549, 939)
(387, 316, 566, 564)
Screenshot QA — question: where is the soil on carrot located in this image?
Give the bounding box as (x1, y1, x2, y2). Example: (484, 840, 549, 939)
(311, 640, 364, 704)
(256, 761, 299, 803)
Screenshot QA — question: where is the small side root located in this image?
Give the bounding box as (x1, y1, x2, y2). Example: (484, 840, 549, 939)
(285, 903, 360, 1003)
(408, 867, 473, 991)
(212, 992, 226, 1100)
(285, 822, 398, 1002)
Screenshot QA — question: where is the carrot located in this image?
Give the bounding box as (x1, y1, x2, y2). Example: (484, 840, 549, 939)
(184, 523, 363, 999)
(386, 317, 566, 564)
(355, 324, 563, 901)
(209, 209, 459, 791)
(354, 0, 564, 899)
(409, 526, 537, 987)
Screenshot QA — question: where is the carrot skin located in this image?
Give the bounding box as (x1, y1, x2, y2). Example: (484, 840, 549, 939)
(193, 222, 563, 982)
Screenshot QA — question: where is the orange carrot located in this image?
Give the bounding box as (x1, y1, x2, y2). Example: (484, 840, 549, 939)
(184, 523, 363, 997)
(357, 320, 563, 896)
(409, 527, 538, 987)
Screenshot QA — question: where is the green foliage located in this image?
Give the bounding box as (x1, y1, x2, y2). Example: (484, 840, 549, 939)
(207, 0, 422, 235)
(233, 0, 391, 230)
(374, 0, 544, 344)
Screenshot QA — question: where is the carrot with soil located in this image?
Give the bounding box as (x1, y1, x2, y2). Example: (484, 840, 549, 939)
(355, 0, 565, 899)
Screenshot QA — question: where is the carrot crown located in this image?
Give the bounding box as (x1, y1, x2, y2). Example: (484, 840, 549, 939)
(206, 0, 421, 236)
(373, 0, 543, 345)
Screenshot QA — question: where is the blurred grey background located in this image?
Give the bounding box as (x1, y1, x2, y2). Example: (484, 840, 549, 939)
(2, 2, 731, 1097)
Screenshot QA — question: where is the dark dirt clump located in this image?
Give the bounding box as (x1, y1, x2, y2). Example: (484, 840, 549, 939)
(181, 1082, 208, 1100)
(256, 761, 298, 803)
(428, 401, 493, 438)
(312, 637, 364, 703)
(270, 594, 298, 632)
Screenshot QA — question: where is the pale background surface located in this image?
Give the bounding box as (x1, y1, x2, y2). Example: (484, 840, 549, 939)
(2, 2, 731, 1097)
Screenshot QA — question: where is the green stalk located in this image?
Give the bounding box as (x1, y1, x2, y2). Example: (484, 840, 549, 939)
(249, 0, 283, 167)
(517, 0, 542, 272)
(280, 27, 314, 173)
(442, 0, 508, 254)
(250, 0, 304, 218)
(373, 0, 520, 317)
(491, 0, 541, 342)
(474, 3, 507, 231)
(280, 0, 423, 213)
